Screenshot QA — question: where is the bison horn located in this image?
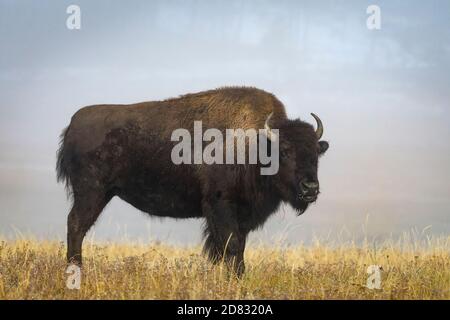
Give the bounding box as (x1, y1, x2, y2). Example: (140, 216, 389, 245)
(310, 113, 323, 140)
(264, 112, 277, 142)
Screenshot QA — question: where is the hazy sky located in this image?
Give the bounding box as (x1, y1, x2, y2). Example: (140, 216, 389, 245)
(0, 0, 449, 245)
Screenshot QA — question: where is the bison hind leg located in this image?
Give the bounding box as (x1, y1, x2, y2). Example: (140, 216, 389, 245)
(67, 191, 111, 265)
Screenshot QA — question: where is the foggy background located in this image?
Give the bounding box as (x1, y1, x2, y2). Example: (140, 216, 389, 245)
(1, 0, 449, 245)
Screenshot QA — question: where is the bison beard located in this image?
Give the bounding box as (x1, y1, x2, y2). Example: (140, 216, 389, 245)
(56, 87, 329, 277)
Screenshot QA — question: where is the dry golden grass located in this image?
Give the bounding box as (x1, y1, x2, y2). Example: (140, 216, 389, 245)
(0, 236, 449, 300)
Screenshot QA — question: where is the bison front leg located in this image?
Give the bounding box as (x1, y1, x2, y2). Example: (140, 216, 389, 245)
(203, 200, 247, 277)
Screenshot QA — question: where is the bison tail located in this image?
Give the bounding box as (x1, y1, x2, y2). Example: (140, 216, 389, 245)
(56, 126, 74, 200)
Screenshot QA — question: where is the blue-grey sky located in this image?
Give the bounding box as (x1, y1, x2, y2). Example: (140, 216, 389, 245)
(0, 0, 449, 244)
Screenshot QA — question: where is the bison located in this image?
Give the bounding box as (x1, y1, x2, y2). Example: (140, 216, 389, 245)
(57, 87, 329, 276)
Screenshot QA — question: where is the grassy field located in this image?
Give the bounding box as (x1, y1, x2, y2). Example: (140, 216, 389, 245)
(0, 237, 449, 300)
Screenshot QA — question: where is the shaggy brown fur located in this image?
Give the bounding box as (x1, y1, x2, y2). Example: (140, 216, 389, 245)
(57, 87, 329, 276)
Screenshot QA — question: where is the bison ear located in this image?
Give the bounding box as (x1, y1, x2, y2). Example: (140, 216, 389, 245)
(318, 141, 329, 155)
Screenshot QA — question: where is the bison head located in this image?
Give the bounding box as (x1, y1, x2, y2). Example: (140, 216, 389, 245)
(266, 113, 329, 215)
